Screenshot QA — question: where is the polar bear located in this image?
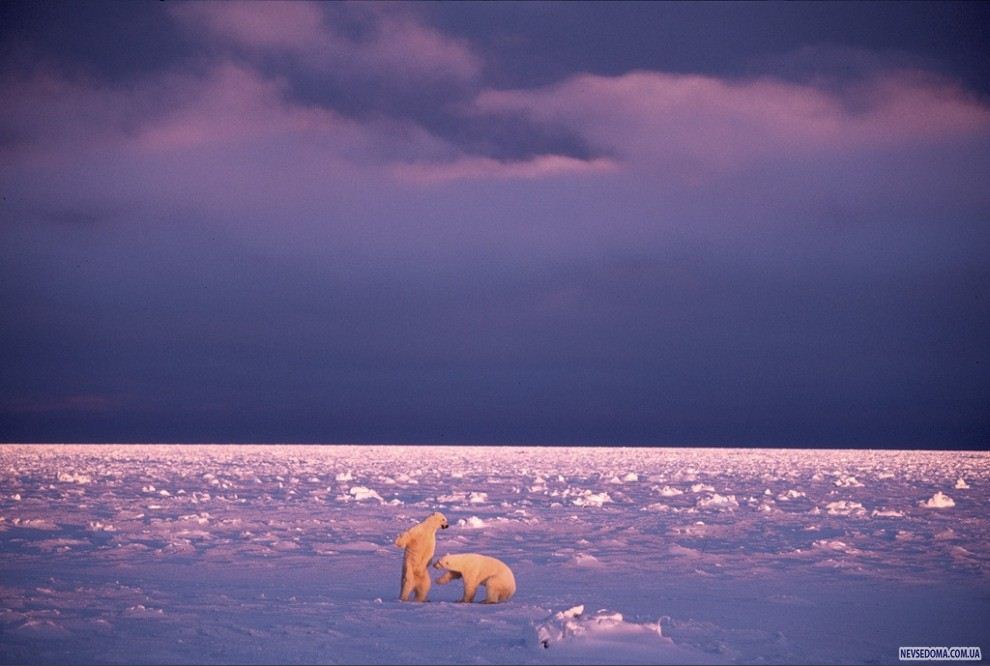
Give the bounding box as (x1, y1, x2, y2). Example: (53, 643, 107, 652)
(394, 512, 448, 602)
(433, 552, 516, 604)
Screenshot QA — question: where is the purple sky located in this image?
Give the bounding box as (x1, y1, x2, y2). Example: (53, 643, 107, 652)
(1, 2, 988, 447)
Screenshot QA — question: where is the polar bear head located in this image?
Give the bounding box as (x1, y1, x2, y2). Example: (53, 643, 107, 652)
(394, 512, 450, 549)
(433, 553, 453, 570)
(425, 512, 449, 531)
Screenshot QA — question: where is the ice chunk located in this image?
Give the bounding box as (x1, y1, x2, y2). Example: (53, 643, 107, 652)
(656, 485, 684, 497)
(36, 537, 87, 552)
(833, 475, 864, 488)
(571, 491, 613, 507)
(14, 619, 72, 638)
(920, 492, 955, 508)
(571, 553, 602, 567)
(438, 490, 488, 504)
(954, 478, 970, 489)
(825, 500, 866, 516)
(871, 509, 905, 518)
(57, 472, 92, 484)
(124, 605, 165, 617)
(813, 539, 861, 554)
(690, 483, 715, 493)
(348, 486, 383, 502)
(334, 471, 353, 482)
(178, 512, 210, 524)
(534, 605, 667, 652)
(11, 517, 58, 530)
(456, 516, 486, 528)
(695, 493, 738, 511)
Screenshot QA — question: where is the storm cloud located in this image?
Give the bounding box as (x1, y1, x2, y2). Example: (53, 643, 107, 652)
(1, 2, 988, 446)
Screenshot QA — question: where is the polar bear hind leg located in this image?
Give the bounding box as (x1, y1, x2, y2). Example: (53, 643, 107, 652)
(400, 565, 416, 601)
(482, 574, 514, 603)
(413, 570, 431, 602)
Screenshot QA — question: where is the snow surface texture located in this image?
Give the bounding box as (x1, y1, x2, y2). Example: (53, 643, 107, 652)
(0, 445, 987, 665)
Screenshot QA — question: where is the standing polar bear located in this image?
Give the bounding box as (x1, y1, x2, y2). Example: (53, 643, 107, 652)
(433, 553, 516, 604)
(394, 512, 448, 602)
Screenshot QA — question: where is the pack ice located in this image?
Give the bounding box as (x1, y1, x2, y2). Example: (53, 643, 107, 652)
(0, 444, 987, 664)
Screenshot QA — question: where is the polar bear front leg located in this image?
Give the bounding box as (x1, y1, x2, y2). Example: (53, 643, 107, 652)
(436, 570, 461, 585)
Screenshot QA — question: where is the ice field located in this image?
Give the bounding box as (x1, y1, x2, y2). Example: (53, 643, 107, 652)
(0, 445, 987, 664)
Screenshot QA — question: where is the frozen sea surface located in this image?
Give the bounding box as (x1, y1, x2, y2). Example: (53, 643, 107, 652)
(0, 445, 987, 664)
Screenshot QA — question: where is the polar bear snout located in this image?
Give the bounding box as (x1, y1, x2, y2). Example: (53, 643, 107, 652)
(440, 523, 448, 529)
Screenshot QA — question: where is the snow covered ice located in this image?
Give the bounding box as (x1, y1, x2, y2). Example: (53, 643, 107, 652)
(0, 444, 987, 664)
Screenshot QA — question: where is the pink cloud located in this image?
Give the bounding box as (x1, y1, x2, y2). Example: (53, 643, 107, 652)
(169, 2, 326, 51)
(133, 63, 343, 153)
(169, 2, 481, 85)
(5, 35, 986, 226)
(0, 67, 159, 166)
(0, 60, 455, 173)
(393, 154, 619, 183)
(474, 69, 990, 174)
(357, 8, 481, 84)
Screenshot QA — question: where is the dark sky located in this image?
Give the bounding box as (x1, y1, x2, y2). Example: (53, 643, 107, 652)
(1, 1, 988, 448)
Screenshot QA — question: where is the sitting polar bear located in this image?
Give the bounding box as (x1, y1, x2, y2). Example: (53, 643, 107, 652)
(433, 553, 516, 604)
(394, 512, 448, 602)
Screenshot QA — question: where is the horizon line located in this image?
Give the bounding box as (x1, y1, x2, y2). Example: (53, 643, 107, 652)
(1, 441, 986, 453)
